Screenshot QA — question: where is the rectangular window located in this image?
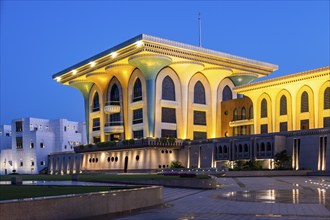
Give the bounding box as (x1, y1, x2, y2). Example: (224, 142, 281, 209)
(161, 129, 177, 138)
(20, 161, 23, 167)
(193, 131, 207, 140)
(250, 125, 254, 135)
(241, 126, 246, 135)
(40, 161, 45, 166)
(93, 136, 101, 144)
(133, 130, 143, 139)
(161, 108, 176, 123)
(16, 121, 23, 132)
(323, 117, 330, 128)
(92, 118, 100, 131)
(233, 127, 239, 136)
(260, 124, 268, 134)
(194, 111, 206, 125)
(31, 161, 34, 166)
(108, 113, 122, 126)
(133, 109, 143, 124)
(64, 126, 67, 132)
(16, 137, 23, 149)
(280, 122, 288, 132)
(110, 133, 121, 141)
(300, 119, 309, 130)
(40, 142, 44, 148)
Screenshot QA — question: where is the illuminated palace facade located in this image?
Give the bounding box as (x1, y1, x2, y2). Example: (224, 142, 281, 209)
(50, 34, 329, 174)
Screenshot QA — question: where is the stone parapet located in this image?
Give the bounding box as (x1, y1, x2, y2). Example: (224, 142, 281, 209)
(0, 186, 163, 220)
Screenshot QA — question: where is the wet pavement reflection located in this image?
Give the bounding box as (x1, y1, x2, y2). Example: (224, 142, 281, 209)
(216, 188, 329, 210)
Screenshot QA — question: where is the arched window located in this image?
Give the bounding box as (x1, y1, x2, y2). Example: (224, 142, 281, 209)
(222, 85, 232, 101)
(133, 78, 142, 102)
(261, 143, 265, 151)
(301, 91, 309, 113)
(244, 144, 248, 152)
(110, 84, 120, 105)
(249, 105, 253, 119)
(92, 92, 100, 112)
(261, 99, 267, 118)
(241, 107, 246, 120)
(194, 81, 205, 104)
(224, 145, 228, 154)
(239, 144, 243, 153)
(267, 142, 272, 151)
(162, 76, 175, 101)
(219, 146, 222, 154)
(280, 95, 287, 115)
(324, 87, 330, 109)
(233, 108, 238, 120)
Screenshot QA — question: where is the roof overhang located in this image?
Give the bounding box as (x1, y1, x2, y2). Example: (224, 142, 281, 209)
(234, 66, 330, 94)
(52, 34, 279, 85)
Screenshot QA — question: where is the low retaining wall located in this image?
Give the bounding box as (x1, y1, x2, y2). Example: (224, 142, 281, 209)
(106, 177, 218, 189)
(0, 186, 163, 220)
(224, 170, 310, 177)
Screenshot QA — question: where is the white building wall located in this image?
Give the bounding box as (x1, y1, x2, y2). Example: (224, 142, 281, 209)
(0, 117, 86, 174)
(0, 149, 13, 174)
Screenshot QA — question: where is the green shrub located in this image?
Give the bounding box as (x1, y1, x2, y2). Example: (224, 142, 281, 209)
(78, 145, 84, 149)
(129, 139, 135, 145)
(96, 142, 109, 148)
(168, 137, 176, 145)
(233, 160, 262, 171)
(274, 150, 292, 170)
(170, 161, 185, 168)
(160, 137, 168, 144)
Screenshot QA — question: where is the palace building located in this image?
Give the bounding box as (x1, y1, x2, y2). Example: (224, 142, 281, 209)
(50, 34, 329, 174)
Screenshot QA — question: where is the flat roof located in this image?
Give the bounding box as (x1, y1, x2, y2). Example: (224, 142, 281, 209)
(235, 66, 330, 92)
(52, 34, 278, 79)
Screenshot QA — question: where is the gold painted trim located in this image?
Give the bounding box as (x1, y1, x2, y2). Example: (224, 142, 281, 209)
(105, 64, 133, 70)
(128, 53, 172, 61)
(171, 61, 204, 67)
(231, 72, 259, 77)
(69, 79, 90, 85)
(235, 66, 330, 93)
(86, 72, 107, 77)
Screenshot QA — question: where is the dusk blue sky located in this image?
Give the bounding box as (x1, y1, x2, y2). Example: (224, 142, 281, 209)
(1, 1, 329, 125)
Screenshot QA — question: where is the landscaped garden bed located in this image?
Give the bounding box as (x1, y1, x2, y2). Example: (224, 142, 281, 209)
(0, 185, 138, 201)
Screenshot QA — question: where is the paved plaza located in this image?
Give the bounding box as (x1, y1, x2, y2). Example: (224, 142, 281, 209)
(116, 176, 330, 220)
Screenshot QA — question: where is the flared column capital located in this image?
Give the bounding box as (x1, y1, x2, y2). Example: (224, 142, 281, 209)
(69, 80, 94, 99)
(128, 54, 172, 80)
(105, 64, 135, 87)
(170, 61, 204, 76)
(228, 72, 258, 86)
